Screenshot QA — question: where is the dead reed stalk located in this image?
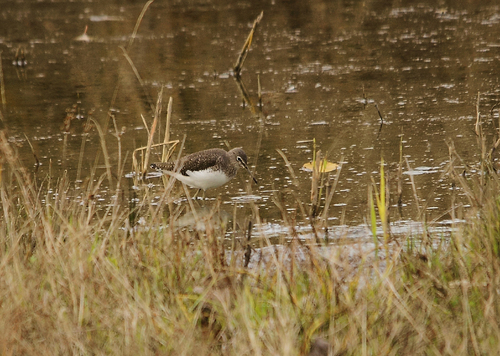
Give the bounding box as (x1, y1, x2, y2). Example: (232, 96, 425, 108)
(233, 11, 264, 76)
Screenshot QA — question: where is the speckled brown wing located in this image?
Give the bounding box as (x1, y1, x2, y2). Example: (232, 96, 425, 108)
(150, 148, 228, 177)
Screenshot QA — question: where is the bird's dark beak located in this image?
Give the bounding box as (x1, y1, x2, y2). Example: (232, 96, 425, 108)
(238, 157, 258, 184)
(246, 167, 258, 184)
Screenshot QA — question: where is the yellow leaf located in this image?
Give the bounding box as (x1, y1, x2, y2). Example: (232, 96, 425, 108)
(302, 161, 338, 173)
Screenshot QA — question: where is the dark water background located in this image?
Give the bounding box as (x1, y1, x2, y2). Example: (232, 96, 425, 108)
(2, 0, 500, 234)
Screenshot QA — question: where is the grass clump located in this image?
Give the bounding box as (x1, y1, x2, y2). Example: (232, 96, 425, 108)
(2, 131, 500, 355)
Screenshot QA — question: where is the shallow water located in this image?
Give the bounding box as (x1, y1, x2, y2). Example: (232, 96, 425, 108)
(1, 0, 500, 234)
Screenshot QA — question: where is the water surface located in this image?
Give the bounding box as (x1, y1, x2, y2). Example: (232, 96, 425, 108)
(1, 0, 500, 236)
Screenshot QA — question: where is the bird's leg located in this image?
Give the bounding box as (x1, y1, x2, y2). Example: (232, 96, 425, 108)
(192, 189, 201, 199)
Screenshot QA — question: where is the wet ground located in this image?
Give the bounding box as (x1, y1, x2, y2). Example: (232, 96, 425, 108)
(1, 0, 500, 236)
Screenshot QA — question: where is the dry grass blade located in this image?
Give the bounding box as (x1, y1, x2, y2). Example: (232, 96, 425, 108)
(397, 137, 403, 210)
(445, 141, 479, 207)
(162, 97, 173, 162)
(377, 267, 443, 356)
(127, 0, 155, 50)
(23, 133, 40, 170)
(119, 46, 154, 113)
(276, 149, 299, 187)
(158, 134, 186, 190)
(490, 136, 500, 161)
(140, 114, 150, 137)
(234, 11, 263, 75)
(120, 47, 142, 91)
(0, 131, 37, 213)
(89, 118, 113, 188)
(234, 75, 256, 114)
(405, 157, 422, 218)
(110, 114, 125, 191)
(321, 158, 343, 222)
(310, 149, 321, 218)
(475, 91, 481, 137)
(142, 88, 163, 175)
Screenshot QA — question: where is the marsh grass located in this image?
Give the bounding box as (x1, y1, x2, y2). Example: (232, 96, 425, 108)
(2, 108, 500, 355)
(1, 2, 500, 353)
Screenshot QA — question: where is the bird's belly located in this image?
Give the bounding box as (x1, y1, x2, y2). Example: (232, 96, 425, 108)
(180, 169, 232, 191)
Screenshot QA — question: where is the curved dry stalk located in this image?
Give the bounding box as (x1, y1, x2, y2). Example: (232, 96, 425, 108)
(127, 0, 156, 50)
(234, 11, 263, 75)
(119, 46, 154, 113)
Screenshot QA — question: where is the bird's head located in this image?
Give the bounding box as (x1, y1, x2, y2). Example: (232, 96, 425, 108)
(229, 148, 258, 184)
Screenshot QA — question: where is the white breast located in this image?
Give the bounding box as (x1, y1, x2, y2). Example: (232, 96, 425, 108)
(167, 169, 232, 191)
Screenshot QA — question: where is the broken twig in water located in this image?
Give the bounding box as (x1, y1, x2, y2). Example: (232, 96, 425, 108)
(257, 74, 262, 108)
(375, 104, 384, 136)
(244, 221, 252, 268)
(234, 11, 263, 76)
(375, 104, 384, 123)
(362, 84, 367, 109)
(0, 51, 6, 107)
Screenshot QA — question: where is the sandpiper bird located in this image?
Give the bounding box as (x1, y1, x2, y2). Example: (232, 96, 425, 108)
(150, 147, 258, 193)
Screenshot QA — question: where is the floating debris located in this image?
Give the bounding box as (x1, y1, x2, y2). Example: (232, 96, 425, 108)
(302, 161, 338, 173)
(74, 26, 91, 42)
